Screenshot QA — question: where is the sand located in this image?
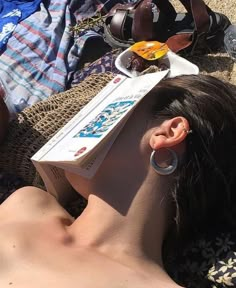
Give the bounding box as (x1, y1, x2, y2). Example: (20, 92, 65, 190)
(171, 0, 236, 85)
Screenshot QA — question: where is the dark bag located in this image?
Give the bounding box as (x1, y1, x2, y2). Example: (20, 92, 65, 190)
(104, 0, 231, 54)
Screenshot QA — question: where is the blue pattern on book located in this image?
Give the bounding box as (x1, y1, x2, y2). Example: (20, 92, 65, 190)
(74, 101, 135, 138)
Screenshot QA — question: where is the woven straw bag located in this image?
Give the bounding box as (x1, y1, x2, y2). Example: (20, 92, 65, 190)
(0, 73, 114, 186)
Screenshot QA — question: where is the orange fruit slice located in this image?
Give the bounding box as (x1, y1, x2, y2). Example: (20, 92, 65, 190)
(130, 41, 169, 60)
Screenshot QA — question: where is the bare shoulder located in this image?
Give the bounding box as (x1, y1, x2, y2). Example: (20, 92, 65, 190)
(0, 186, 73, 221)
(1, 186, 56, 208)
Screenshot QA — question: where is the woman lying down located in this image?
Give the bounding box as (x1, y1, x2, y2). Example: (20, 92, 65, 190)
(0, 74, 236, 287)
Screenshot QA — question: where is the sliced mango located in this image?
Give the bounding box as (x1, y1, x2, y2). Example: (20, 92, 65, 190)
(130, 41, 169, 60)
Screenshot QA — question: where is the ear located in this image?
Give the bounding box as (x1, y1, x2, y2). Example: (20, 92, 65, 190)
(149, 117, 190, 150)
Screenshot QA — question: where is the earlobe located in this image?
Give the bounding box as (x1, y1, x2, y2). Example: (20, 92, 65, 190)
(149, 117, 190, 150)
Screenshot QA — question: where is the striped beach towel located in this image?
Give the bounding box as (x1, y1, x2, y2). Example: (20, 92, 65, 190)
(0, 0, 133, 115)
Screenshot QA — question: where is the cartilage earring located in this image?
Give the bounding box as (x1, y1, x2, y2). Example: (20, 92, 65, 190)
(183, 128, 193, 135)
(150, 148, 178, 175)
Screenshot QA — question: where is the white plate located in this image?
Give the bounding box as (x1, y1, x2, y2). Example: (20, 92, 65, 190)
(115, 48, 199, 78)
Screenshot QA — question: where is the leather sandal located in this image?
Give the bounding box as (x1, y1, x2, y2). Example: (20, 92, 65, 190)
(103, 0, 231, 54)
(104, 0, 176, 49)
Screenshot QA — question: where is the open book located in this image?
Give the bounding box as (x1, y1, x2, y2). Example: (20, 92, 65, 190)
(31, 70, 169, 199)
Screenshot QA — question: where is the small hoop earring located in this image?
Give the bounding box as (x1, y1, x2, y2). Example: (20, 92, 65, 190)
(150, 148, 178, 175)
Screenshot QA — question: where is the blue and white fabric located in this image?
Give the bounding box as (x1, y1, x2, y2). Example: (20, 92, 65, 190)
(0, 0, 42, 51)
(0, 0, 135, 115)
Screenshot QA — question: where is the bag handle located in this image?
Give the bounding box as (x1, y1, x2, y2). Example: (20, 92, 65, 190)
(167, 0, 210, 53)
(132, 0, 157, 41)
(180, 0, 210, 34)
(132, 0, 178, 41)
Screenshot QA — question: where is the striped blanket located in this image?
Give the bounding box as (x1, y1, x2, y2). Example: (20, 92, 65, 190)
(0, 0, 132, 115)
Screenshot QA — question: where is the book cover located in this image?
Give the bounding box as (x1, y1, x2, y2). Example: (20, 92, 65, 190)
(31, 71, 169, 199)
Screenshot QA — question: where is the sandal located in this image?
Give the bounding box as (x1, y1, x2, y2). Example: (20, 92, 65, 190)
(104, 0, 176, 49)
(224, 24, 236, 61)
(103, 0, 231, 54)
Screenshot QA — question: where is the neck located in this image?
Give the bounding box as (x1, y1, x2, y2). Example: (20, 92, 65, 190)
(69, 173, 171, 267)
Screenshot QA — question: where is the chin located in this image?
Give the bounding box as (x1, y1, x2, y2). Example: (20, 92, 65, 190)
(65, 170, 91, 200)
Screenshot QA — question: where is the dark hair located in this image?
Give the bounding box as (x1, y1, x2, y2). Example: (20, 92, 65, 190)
(150, 74, 236, 239)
